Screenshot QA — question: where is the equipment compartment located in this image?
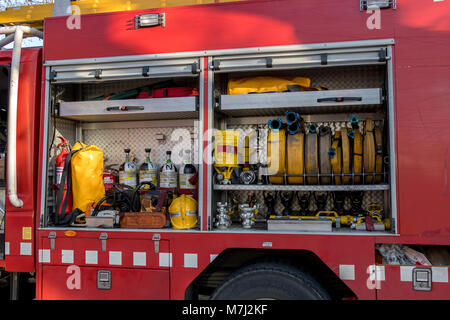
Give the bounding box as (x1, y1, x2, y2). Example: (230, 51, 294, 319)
(209, 42, 396, 235)
(42, 64, 202, 232)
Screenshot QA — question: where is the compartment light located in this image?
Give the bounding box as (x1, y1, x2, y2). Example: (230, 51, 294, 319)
(135, 13, 165, 28)
(360, 0, 395, 10)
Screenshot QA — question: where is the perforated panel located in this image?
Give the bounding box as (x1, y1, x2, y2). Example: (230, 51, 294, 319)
(48, 117, 77, 162)
(82, 126, 198, 170)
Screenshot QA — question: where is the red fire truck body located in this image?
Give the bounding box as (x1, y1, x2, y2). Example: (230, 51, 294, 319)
(1, 0, 449, 300)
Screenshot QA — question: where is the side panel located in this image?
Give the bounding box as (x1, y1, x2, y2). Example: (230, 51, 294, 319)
(41, 0, 450, 239)
(376, 265, 449, 300)
(35, 230, 376, 300)
(395, 30, 450, 236)
(3, 48, 42, 272)
(166, 233, 377, 300)
(36, 231, 171, 299)
(43, 0, 395, 61)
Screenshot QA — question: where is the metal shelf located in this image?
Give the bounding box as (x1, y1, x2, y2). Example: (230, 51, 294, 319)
(218, 88, 383, 117)
(213, 184, 390, 191)
(59, 96, 198, 122)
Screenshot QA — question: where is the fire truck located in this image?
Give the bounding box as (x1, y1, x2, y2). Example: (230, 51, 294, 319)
(0, 0, 449, 300)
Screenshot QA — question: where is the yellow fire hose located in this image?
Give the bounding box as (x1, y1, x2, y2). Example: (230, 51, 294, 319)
(267, 129, 286, 184)
(305, 131, 319, 184)
(286, 132, 305, 184)
(319, 127, 332, 184)
(374, 125, 383, 183)
(363, 119, 376, 184)
(341, 128, 351, 184)
(330, 131, 342, 185)
(350, 127, 362, 184)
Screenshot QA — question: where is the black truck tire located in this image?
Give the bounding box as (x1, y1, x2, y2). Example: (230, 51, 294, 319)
(210, 262, 330, 300)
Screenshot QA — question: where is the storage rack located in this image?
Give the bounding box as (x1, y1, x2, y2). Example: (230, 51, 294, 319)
(209, 41, 396, 234)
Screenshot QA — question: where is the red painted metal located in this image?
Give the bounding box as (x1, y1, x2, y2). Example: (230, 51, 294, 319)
(376, 265, 449, 300)
(34, 229, 377, 300)
(2, 0, 449, 301)
(1, 48, 42, 272)
(41, 0, 450, 238)
(41, 265, 169, 300)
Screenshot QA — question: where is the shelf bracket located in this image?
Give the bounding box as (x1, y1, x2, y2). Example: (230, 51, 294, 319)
(212, 59, 220, 71)
(378, 48, 387, 62)
(142, 66, 150, 77)
(191, 62, 200, 74)
(320, 53, 328, 65)
(49, 70, 57, 82)
(94, 69, 102, 80)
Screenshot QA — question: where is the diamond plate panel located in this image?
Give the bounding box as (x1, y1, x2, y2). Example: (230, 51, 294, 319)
(48, 117, 77, 162)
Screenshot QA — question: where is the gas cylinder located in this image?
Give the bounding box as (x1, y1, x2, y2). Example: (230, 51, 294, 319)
(139, 148, 158, 189)
(179, 150, 196, 191)
(119, 149, 137, 188)
(55, 136, 72, 214)
(160, 151, 178, 189)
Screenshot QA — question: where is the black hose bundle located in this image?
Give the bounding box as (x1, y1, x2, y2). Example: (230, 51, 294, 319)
(92, 182, 156, 216)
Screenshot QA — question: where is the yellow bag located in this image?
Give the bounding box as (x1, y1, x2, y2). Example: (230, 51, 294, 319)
(227, 76, 311, 95)
(71, 142, 106, 213)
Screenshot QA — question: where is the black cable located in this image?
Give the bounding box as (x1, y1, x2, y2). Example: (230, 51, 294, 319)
(130, 182, 155, 212)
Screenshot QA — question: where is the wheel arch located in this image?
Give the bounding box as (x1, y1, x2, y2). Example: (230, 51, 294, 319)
(185, 248, 357, 300)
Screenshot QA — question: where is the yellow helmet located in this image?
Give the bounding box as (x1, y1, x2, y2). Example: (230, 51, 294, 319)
(169, 195, 198, 229)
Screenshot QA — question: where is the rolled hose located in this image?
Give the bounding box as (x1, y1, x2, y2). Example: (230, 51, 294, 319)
(287, 121, 300, 135)
(285, 111, 300, 125)
(307, 123, 318, 134)
(319, 125, 331, 137)
(268, 118, 283, 132)
(350, 115, 359, 129)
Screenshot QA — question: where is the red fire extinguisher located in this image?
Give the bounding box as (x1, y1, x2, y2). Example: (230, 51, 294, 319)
(103, 165, 118, 192)
(55, 136, 72, 214)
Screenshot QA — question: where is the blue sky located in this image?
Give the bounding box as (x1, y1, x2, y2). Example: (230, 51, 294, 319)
(0, 0, 48, 49)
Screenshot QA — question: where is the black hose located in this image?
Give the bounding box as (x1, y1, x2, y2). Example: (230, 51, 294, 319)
(130, 182, 156, 212)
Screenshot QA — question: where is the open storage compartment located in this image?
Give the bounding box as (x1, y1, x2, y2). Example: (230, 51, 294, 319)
(41, 56, 203, 231)
(209, 41, 396, 235)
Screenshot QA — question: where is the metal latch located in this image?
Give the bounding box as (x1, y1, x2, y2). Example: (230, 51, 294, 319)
(48, 231, 56, 250)
(99, 233, 108, 252)
(152, 234, 161, 254)
(412, 268, 432, 291)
